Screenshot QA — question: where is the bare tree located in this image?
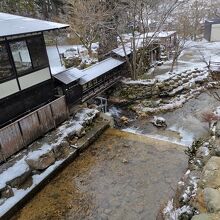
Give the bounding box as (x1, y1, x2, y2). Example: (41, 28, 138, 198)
(170, 38, 189, 72)
(116, 0, 188, 79)
(69, 0, 111, 55)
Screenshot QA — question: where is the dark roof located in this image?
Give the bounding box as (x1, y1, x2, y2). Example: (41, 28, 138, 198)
(112, 45, 132, 58)
(205, 19, 220, 25)
(54, 58, 125, 85)
(80, 58, 125, 85)
(0, 12, 69, 37)
(53, 68, 84, 85)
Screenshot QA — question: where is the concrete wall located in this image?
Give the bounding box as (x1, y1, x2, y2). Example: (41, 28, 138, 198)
(211, 24, 220, 42)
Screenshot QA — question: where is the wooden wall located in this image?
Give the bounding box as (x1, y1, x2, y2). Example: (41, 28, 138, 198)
(0, 96, 69, 163)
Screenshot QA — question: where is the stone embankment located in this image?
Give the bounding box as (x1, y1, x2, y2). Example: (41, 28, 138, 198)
(163, 119, 220, 219)
(0, 108, 111, 220)
(111, 68, 219, 116)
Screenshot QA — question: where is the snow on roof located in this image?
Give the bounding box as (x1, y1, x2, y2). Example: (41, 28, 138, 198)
(112, 45, 132, 57)
(142, 31, 176, 38)
(0, 12, 69, 37)
(80, 58, 125, 85)
(53, 67, 85, 85)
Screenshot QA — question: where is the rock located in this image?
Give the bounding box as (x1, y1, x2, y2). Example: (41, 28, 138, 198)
(178, 80, 183, 86)
(204, 188, 220, 213)
(7, 168, 32, 188)
(120, 116, 129, 125)
(151, 116, 167, 128)
(53, 140, 70, 159)
(191, 189, 207, 213)
(26, 150, 56, 171)
(214, 145, 220, 157)
(215, 121, 220, 137)
(200, 157, 220, 189)
(1, 159, 32, 189)
(196, 147, 211, 164)
(123, 144, 130, 148)
(192, 213, 220, 220)
(1, 186, 14, 199)
(122, 159, 129, 163)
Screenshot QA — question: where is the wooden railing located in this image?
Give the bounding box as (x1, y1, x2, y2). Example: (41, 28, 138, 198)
(82, 76, 121, 102)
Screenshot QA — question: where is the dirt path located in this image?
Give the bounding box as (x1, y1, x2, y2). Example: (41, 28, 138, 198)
(13, 129, 187, 220)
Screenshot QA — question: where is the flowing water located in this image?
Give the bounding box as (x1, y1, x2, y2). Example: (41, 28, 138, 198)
(13, 129, 187, 220)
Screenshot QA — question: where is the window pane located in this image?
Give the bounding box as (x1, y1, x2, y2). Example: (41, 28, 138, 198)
(0, 43, 14, 81)
(27, 36, 48, 68)
(10, 41, 32, 75)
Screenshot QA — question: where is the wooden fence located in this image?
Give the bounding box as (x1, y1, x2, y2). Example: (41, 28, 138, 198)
(0, 96, 69, 163)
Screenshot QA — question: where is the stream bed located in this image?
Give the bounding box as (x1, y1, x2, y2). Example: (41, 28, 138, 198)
(13, 129, 187, 220)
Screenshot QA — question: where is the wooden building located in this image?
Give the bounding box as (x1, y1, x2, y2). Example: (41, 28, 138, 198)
(54, 57, 125, 106)
(0, 13, 69, 128)
(204, 19, 220, 42)
(143, 31, 177, 60)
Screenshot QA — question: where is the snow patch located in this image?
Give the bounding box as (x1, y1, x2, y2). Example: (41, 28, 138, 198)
(0, 159, 29, 190)
(163, 199, 193, 220)
(108, 107, 122, 117)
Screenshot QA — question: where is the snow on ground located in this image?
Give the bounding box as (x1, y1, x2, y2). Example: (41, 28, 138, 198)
(122, 127, 188, 147)
(58, 108, 98, 141)
(47, 43, 99, 75)
(26, 144, 54, 161)
(169, 125, 195, 146)
(0, 158, 29, 190)
(122, 78, 156, 85)
(0, 108, 99, 217)
(155, 40, 220, 81)
(163, 199, 193, 220)
(0, 159, 64, 217)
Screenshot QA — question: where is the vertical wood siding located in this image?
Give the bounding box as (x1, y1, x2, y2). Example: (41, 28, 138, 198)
(50, 97, 69, 125)
(0, 96, 68, 163)
(0, 123, 24, 161)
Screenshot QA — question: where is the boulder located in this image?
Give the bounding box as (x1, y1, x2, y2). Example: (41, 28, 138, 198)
(151, 116, 167, 128)
(1, 186, 14, 199)
(53, 140, 70, 159)
(204, 188, 220, 213)
(26, 149, 56, 171)
(196, 146, 211, 164)
(120, 116, 129, 125)
(7, 169, 32, 188)
(215, 121, 220, 137)
(0, 159, 31, 190)
(200, 157, 220, 189)
(192, 213, 220, 220)
(214, 145, 220, 157)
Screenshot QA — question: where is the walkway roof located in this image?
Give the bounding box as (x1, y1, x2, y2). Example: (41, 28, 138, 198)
(112, 45, 132, 57)
(79, 58, 125, 85)
(0, 12, 69, 38)
(53, 57, 125, 85)
(53, 68, 84, 85)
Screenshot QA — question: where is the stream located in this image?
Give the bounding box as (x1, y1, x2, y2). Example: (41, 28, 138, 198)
(13, 129, 187, 220)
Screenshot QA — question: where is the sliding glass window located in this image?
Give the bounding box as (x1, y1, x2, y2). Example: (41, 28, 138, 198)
(0, 43, 14, 82)
(10, 41, 32, 76)
(27, 36, 48, 69)
(9, 35, 49, 77)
